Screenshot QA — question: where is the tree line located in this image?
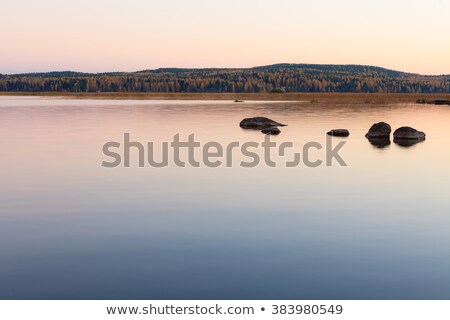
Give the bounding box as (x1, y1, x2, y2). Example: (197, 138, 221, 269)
(1, 64, 449, 93)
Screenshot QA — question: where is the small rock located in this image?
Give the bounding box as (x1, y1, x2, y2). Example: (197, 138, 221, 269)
(327, 129, 350, 137)
(393, 126, 426, 140)
(240, 117, 286, 129)
(261, 127, 281, 135)
(365, 122, 391, 138)
(234, 100, 244, 103)
(416, 99, 427, 104)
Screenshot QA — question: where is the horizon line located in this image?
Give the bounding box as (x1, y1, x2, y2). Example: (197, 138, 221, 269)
(2, 63, 450, 77)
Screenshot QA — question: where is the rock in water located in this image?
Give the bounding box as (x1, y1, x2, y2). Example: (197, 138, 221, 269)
(365, 122, 391, 138)
(430, 100, 450, 105)
(393, 126, 426, 140)
(240, 117, 286, 129)
(261, 127, 281, 135)
(419, 100, 450, 105)
(327, 129, 350, 137)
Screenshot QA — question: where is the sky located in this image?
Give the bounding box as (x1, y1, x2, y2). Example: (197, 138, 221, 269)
(1, 0, 449, 75)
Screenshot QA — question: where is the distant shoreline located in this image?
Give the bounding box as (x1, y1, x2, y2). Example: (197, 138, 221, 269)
(1, 92, 450, 104)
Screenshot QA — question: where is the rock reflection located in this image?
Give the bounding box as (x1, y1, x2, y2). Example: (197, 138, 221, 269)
(367, 137, 391, 148)
(394, 137, 425, 147)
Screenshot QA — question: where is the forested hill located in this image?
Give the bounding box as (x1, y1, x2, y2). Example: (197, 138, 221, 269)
(1, 64, 449, 93)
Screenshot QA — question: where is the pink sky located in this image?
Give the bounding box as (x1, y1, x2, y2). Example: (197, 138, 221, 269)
(1, 0, 449, 74)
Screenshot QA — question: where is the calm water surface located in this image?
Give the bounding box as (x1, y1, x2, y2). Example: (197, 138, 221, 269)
(0, 97, 449, 299)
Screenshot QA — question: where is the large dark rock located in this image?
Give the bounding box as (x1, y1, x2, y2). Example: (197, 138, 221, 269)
(261, 127, 281, 135)
(394, 127, 425, 147)
(365, 122, 391, 138)
(393, 126, 426, 140)
(327, 129, 349, 137)
(240, 117, 286, 129)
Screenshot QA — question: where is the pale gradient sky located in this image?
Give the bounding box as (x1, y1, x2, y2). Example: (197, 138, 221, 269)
(1, 0, 449, 74)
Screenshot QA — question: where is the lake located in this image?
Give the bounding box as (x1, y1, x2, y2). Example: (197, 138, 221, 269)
(0, 97, 449, 299)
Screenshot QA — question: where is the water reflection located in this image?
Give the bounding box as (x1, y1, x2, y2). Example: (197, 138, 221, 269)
(367, 137, 391, 148)
(0, 98, 449, 300)
(394, 138, 426, 147)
